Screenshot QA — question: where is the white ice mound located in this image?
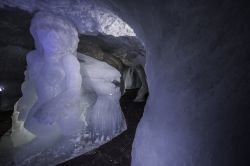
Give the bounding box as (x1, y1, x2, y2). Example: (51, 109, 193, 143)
(0, 12, 126, 166)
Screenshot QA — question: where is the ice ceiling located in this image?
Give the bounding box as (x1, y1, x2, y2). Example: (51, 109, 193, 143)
(0, 0, 136, 37)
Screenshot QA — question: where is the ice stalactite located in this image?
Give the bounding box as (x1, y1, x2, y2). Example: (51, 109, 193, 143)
(122, 67, 142, 91)
(78, 53, 127, 142)
(122, 66, 148, 102)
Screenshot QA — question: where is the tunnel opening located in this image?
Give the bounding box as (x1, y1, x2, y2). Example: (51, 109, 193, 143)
(0, 4, 148, 166)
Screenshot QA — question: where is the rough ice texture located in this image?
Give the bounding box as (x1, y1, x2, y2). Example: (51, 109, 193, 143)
(0, 0, 148, 104)
(0, 11, 126, 165)
(106, 0, 250, 166)
(1, 0, 249, 166)
(1, 0, 136, 37)
(78, 53, 127, 141)
(11, 12, 83, 164)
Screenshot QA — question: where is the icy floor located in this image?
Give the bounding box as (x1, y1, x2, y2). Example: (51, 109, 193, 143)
(0, 124, 124, 166)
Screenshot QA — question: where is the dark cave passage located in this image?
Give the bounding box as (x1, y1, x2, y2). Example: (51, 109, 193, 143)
(0, 111, 12, 137)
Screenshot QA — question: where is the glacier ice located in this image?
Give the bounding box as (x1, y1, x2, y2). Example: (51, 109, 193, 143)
(0, 11, 126, 165)
(1, 0, 249, 166)
(11, 12, 83, 164)
(78, 53, 127, 141)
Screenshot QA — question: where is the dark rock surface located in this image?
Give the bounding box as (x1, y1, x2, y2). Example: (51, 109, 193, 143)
(78, 34, 145, 70)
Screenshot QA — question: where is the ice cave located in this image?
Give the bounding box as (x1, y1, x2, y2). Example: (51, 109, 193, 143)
(0, 0, 250, 166)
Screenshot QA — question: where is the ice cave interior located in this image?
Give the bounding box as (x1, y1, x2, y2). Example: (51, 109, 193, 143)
(0, 0, 250, 166)
(0, 1, 148, 165)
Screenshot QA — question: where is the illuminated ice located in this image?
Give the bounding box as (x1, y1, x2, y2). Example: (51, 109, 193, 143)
(0, 11, 127, 166)
(9, 12, 83, 164)
(78, 53, 127, 142)
(0, 86, 4, 92)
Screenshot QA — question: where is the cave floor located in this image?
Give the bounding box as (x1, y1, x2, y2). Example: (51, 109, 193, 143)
(0, 89, 146, 166)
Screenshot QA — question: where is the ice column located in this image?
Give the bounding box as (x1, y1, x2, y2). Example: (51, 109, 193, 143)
(78, 53, 127, 142)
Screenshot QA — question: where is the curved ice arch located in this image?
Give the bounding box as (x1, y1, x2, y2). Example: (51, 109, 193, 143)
(1, 0, 136, 37)
(3, 11, 127, 165)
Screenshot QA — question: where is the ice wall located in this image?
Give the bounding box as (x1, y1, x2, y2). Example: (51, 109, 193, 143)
(107, 0, 250, 166)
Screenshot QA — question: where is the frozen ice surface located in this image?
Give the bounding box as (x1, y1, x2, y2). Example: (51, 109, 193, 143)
(0, 12, 126, 166)
(78, 53, 127, 141)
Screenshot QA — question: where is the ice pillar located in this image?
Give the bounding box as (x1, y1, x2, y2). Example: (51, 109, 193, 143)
(11, 12, 82, 155)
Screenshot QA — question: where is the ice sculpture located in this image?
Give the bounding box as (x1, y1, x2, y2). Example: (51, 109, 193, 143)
(0, 11, 127, 166)
(11, 12, 83, 163)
